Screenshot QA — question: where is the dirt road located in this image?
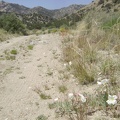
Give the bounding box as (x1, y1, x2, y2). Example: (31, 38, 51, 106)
(0, 34, 69, 120)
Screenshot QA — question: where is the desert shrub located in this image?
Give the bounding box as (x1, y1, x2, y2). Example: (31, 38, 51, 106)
(40, 93, 51, 100)
(102, 17, 120, 29)
(10, 49, 17, 55)
(36, 115, 48, 120)
(59, 85, 67, 93)
(28, 45, 33, 50)
(0, 29, 14, 42)
(5, 55, 16, 60)
(112, 0, 120, 3)
(0, 13, 27, 35)
(51, 28, 58, 33)
(53, 93, 88, 120)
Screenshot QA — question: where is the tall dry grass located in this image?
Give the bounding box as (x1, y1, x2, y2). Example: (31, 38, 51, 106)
(57, 11, 120, 119)
(0, 29, 18, 42)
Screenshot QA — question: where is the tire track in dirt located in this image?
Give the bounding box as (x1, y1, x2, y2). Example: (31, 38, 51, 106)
(0, 34, 65, 120)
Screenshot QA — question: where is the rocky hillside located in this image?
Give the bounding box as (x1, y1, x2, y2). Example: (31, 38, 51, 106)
(1, 0, 119, 30)
(0, 1, 85, 19)
(0, 1, 29, 14)
(77, 0, 120, 16)
(53, 4, 85, 19)
(62, 0, 120, 25)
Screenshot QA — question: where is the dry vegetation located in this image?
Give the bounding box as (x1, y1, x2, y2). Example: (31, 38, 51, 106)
(53, 11, 120, 120)
(0, 29, 18, 42)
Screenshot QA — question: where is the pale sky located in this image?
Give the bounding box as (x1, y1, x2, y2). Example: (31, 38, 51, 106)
(3, 0, 93, 9)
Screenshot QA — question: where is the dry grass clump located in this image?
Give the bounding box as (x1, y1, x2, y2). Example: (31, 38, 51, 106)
(0, 29, 17, 42)
(62, 33, 98, 84)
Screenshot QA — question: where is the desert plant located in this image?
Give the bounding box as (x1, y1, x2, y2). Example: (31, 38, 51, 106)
(58, 85, 67, 93)
(40, 93, 51, 100)
(28, 45, 33, 50)
(5, 55, 16, 60)
(36, 115, 48, 120)
(100, 58, 117, 76)
(0, 13, 27, 35)
(10, 49, 17, 55)
(48, 103, 56, 109)
(54, 93, 87, 120)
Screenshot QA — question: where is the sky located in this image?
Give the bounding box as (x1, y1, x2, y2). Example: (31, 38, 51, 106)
(3, 0, 93, 9)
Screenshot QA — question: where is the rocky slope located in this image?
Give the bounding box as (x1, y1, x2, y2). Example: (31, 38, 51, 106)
(0, 1, 29, 14)
(0, 1, 85, 19)
(62, 0, 120, 25)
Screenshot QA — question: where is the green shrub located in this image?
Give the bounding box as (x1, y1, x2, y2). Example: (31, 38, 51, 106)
(36, 115, 48, 120)
(5, 55, 16, 60)
(10, 49, 17, 55)
(0, 13, 27, 35)
(59, 85, 67, 93)
(40, 93, 51, 100)
(60, 24, 68, 32)
(102, 17, 120, 29)
(51, 28, 58, 33)
(28, 45, 33, 50)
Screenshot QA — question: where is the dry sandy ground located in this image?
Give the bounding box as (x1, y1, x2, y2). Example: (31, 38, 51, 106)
(0, 34, 83, 120)
(0, 34, 116, 120)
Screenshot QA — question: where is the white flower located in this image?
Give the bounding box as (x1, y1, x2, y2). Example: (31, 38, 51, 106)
(64, 63, 67, 67)
(97, 79, 109, 85)
(68, 93, 74, 99)
(106, 95, 118, 105)
(97, 81, 102, 85)
(54, 98, 59, 102)
(101, 79, 109, 84)
(69, 61, 72, 65)
(78, 94, 86, 103)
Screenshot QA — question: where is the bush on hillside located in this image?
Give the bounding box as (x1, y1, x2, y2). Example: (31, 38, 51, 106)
(0, 13, 27, 35)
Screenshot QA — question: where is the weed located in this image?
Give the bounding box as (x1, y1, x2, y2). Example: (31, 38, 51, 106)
(102, 17, 120, 29)
(36, 115, 48, 120)
(54, 93, 87, 120)
(19, 76, 26, 79)
(3, 67, 13, 75)
(37, 65, 42, 68)
(44, 85, 50, 90)
(58, 85, 67, 93)
(100, 58, 117, 76)
(33, 86, 41, 95)
(72, 60, 95, 84)
(40, 93, 51, 100)
(46, 68, 53, 76)
(10, 49, 17, 55)
(28, 45, 33, 50)
(48, 103, 56, 109)
(5, 55, 16, 60)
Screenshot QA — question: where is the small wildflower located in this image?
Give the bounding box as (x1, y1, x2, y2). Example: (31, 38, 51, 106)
(69, 61, 72, 65)
(97, 79, 109, 85)
(54, 98, 59, 102)
(97, 81, 102, 85)
(106, 95, 118, 105)
(68, 93, 74, 99)
(101, 79, 109, 84)
(78, 93, 86, 103)
(64, 63, 67, 67)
